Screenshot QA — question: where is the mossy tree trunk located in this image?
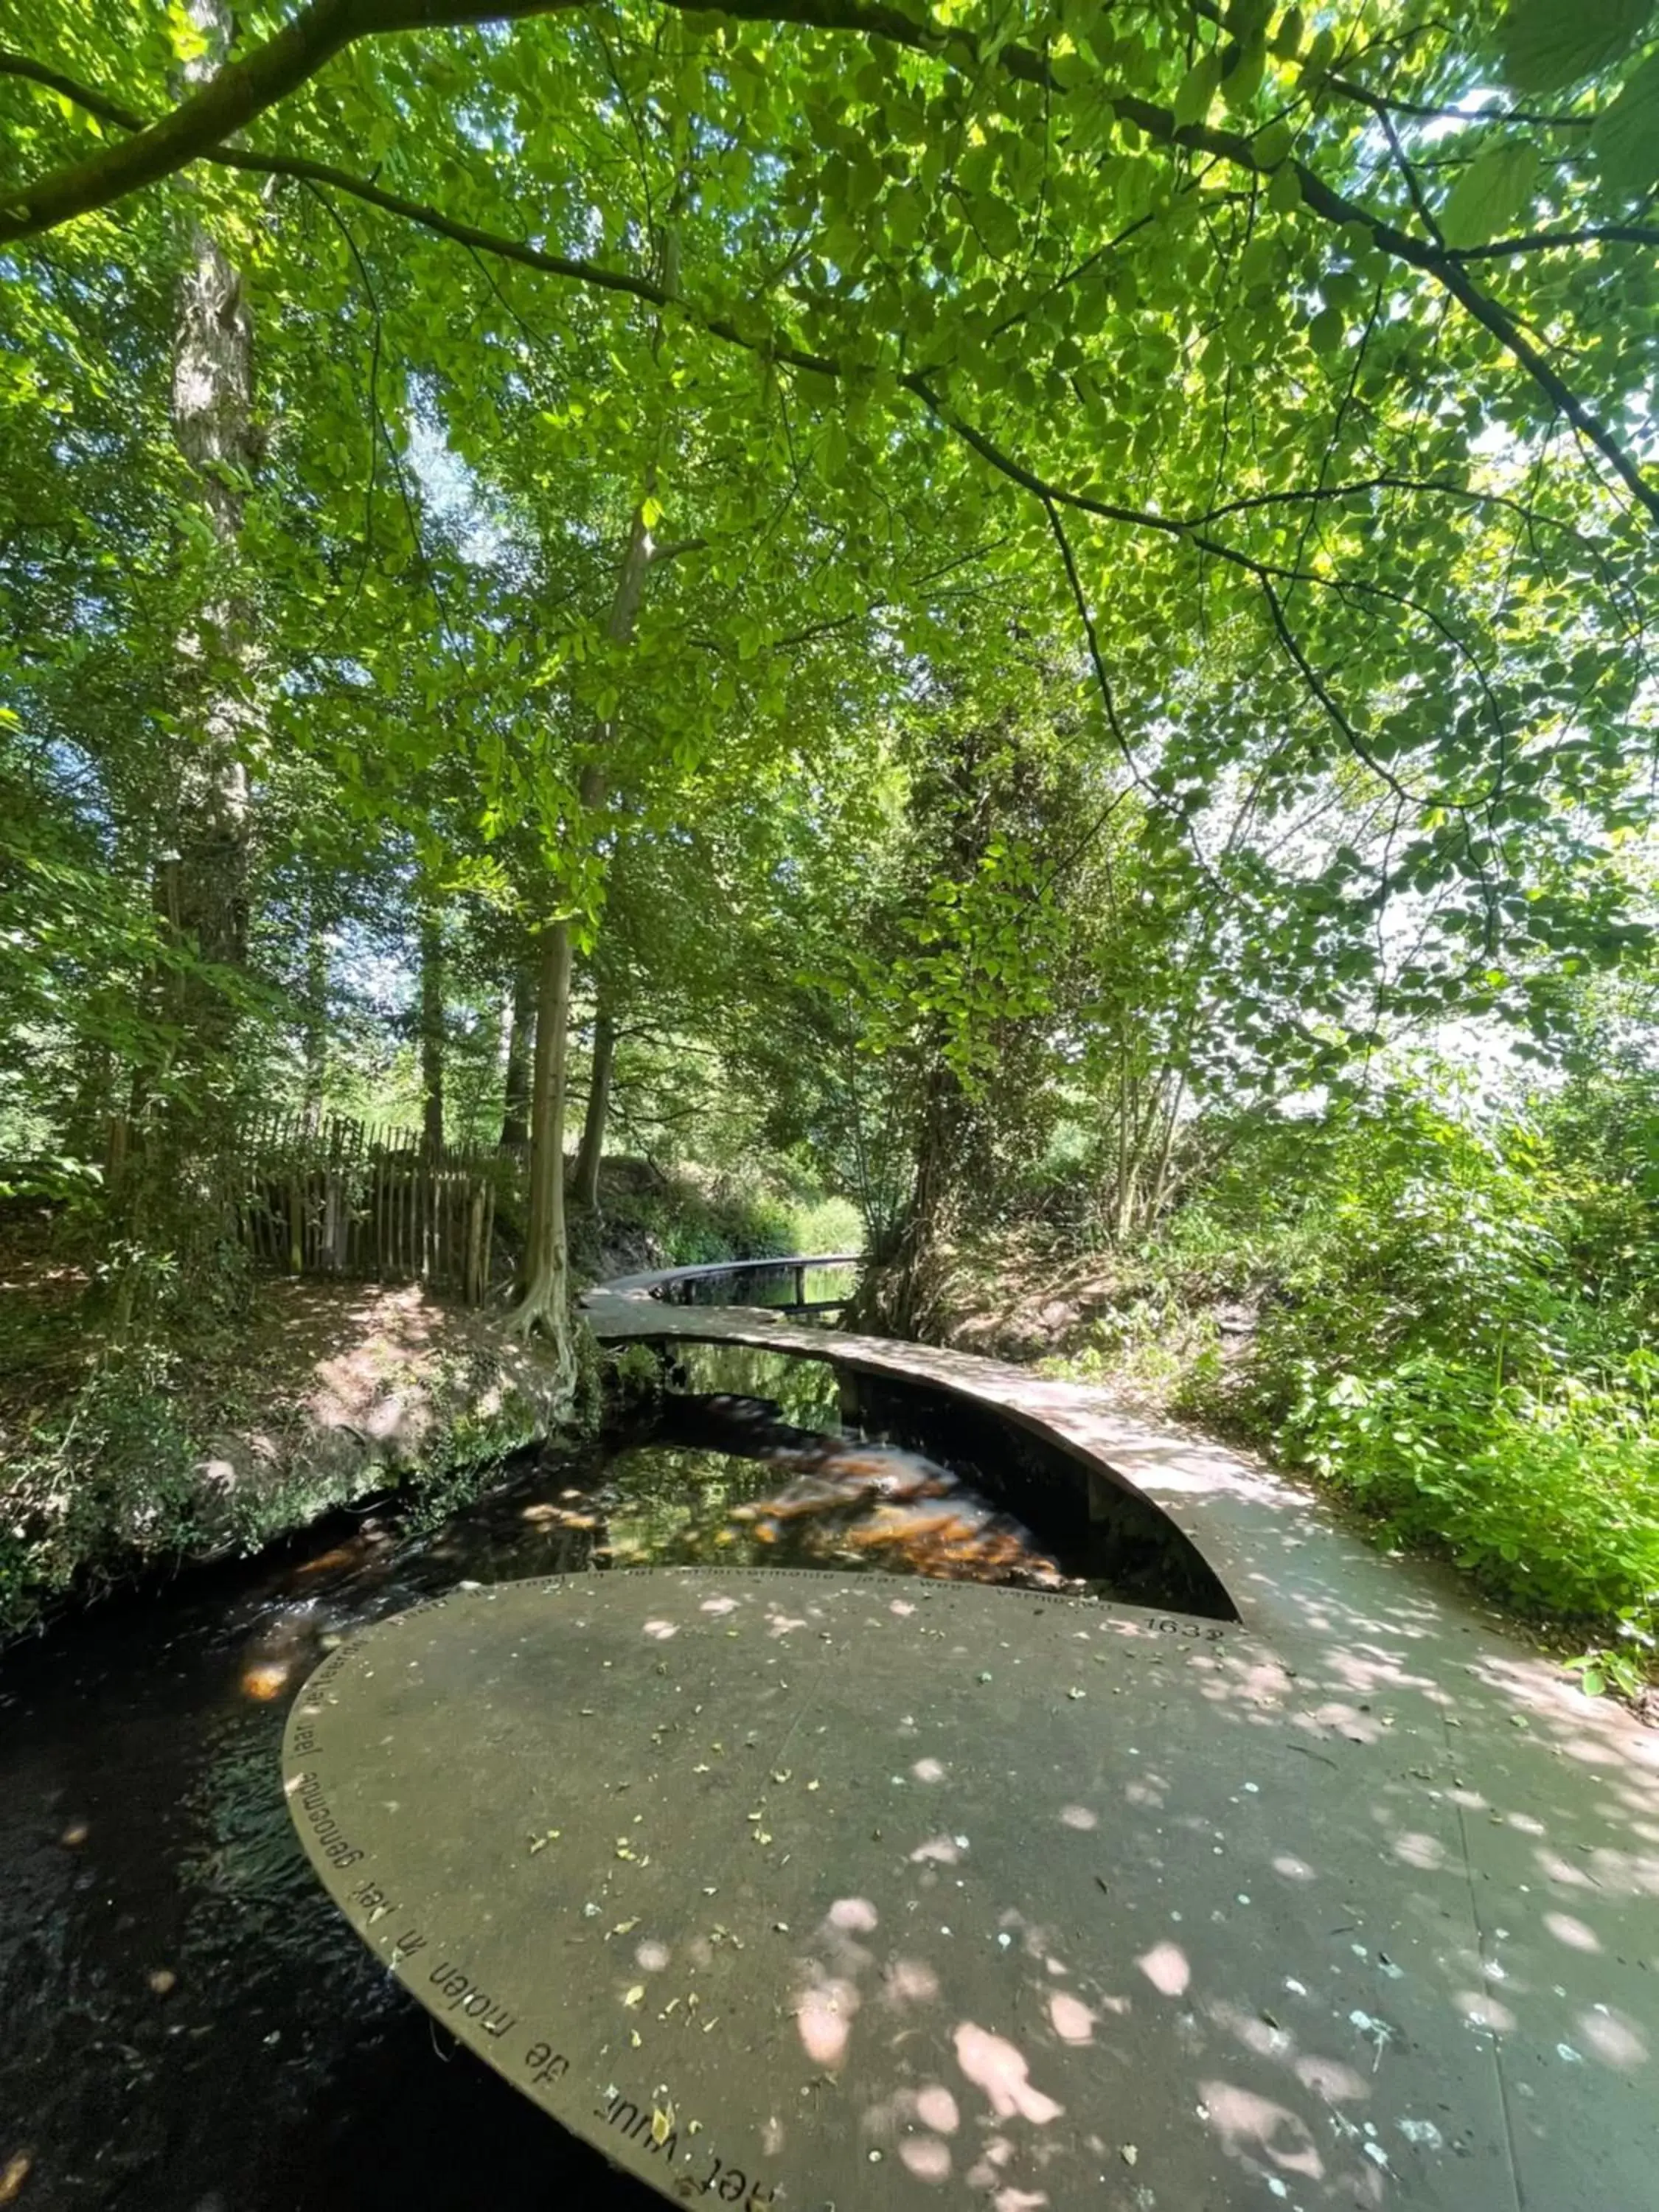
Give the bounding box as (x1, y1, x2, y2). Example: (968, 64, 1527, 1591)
(572, 998, 616, 1213)
(498, 957, 535, 1148)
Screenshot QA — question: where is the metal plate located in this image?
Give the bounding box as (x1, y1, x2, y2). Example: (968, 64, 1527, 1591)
(282, 1568, 1635, 2210)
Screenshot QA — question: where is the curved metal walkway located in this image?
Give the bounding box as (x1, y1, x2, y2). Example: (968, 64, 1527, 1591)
(583, 1260, 1659, 2197)
(282, 1258, 1659, 2212)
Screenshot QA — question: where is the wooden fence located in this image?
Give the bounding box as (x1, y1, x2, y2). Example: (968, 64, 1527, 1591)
(232, 1110, 517, 1304)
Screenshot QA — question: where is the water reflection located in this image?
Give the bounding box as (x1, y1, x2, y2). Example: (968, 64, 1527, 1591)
(599, 1405, 1070, 1590)
(650, 1342, 1237, 1615)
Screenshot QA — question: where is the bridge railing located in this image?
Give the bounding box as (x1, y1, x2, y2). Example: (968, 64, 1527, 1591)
(639, 1253, 864, 1318)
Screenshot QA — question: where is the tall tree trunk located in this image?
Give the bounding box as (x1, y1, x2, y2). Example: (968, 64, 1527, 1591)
(510, 192, 686, 1355)
(498, 958, 535, 1147)
(167, 4, 254, 1057)
(419, 906, 445, 1158)
(302, 911, 327, 1127)
(511, 916, 577, 1392)
(849, 1057, 963, 1341)
(511, 505, 654, 1346)
(124, 0, 257, 1274)
(572, 1001, 616, 1213)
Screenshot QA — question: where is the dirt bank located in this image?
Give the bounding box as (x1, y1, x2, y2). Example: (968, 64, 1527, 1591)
(0, 1259, 582, 1641)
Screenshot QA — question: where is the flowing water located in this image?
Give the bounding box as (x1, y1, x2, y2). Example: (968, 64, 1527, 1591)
(0, 1342, 1226, 2209)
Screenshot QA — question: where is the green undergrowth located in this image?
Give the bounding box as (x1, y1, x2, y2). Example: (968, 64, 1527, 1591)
(582, 1161, 860, 1273)
(0, 1346, 201, 1636)
(1030, 1084, 1659, 1691)
(0, 1327, 545, 1643)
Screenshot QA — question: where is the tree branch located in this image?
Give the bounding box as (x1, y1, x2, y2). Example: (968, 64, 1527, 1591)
(1447, 224, 1659, 259)
(1, 4, 1652, 521)
(3, 42, 1646, 661)
(0, 3, 589, 239)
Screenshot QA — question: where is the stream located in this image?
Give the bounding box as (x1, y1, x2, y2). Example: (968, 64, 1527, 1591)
(0, 1341, 1225, 2208)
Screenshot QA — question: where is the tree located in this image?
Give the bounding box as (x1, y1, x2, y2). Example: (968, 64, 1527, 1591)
(1, 0, 1653, 1357)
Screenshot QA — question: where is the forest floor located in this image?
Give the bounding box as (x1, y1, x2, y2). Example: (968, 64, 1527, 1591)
(932, 1229, 1251, 1414)
(0, 1208, 588, 1641)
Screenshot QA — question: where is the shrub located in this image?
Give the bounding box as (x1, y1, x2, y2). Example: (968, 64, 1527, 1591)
(1, 1349, 201, 1637)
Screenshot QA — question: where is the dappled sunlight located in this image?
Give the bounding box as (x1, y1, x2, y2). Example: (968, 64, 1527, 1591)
(827, 1896, 879, 1934)
(1453, 1989, 1517, 2033)
(898, 2135, 952, 2182)
(519, 1500, 598, 1528)
(1578, 2008, 1648, 2069)
(953, 2023, 1064, 2125)
(293, 1544, 358, 1576)
(1543, 1910, 1599, 1952)
(915, 2084, 959, 2133)
(857, 2084, 960, 2184)
(247, 1291, 1659, 2205)
(1198, 2081, 1325, 2183)
(1048, 1992, 1095, 2045)
(881, 1956, 941, 2007)
(793, 1977, 858, 2069)
(239, 1660, 293, 1700)
(1137, 1940, 1191, 1997)
(1292, 2053, 1370, 2104)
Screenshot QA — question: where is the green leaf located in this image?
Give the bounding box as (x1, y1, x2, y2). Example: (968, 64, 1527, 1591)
(1253, 119, 1295, 167)
(1222, 37, 1268, 108)
(1591, 45, 1659, 195)
(1308, 305, 1345, 352)
(1439, 141, 1540, 247)
(1267, 159, 1301, 212)
(1240, 234, 1278, 288)
(1301, 24, 1336, 78)
(166, 0, 212, 64)
(1499, 0, 1652, 91)
(1172, 51, 1225, 127)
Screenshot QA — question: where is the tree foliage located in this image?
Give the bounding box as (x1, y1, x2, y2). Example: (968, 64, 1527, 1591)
(0, 0, 1655, 1638)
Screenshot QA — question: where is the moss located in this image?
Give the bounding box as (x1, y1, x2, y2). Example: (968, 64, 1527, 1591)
(0, 1290, 602, 1645)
